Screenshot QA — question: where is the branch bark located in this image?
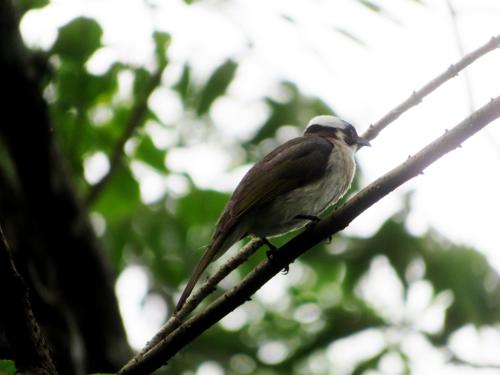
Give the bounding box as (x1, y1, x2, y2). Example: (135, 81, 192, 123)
(0, 225, 57, 375)
(118, 92, 500, 374)
(362, 34, 500, 141)
(134, 239, 263, 359)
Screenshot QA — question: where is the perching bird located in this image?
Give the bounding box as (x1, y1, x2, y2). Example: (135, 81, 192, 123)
(175, 115, 370, 312)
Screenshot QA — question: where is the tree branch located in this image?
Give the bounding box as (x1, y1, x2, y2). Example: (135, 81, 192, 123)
(133, 239, 263, 361)
(119, 34, 500, 373)
(0, 224, 57, 375)
(446, 0, 476, 113)
(118, 92, 500, 375)
(362, 34, 500, 141)
(156, 34, 500, 323)
(85, 64, 166, 206)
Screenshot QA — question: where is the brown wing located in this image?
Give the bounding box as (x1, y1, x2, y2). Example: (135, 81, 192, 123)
(215, 135, 334, 239)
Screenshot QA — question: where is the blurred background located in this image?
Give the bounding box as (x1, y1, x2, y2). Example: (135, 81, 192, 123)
(2, 0, 500, 374)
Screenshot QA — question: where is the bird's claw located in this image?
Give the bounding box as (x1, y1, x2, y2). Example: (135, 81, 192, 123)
(295, 214, 320, 231)
(306, 221, 317, 231)
(266, 248, 277, 260)
(265, 242, 289, 275)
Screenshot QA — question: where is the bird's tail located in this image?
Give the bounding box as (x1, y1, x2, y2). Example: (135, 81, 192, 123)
(174, 234, 231, 313)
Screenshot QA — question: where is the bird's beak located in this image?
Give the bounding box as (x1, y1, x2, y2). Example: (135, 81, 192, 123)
(356, 136, 371, 147)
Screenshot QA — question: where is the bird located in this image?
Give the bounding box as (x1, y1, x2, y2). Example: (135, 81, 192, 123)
(175, 115, 370, 312)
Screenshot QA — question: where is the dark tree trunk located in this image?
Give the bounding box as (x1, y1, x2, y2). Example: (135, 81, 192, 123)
(0, 1, 133, 373)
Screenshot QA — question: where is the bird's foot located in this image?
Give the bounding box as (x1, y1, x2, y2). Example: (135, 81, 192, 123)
(295, 214, 331, 243)
(295, 214, 321, 231)
(262, 237, 289, 275)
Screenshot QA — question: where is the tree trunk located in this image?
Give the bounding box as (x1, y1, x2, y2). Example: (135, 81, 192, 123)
(0, 1, 133, 373)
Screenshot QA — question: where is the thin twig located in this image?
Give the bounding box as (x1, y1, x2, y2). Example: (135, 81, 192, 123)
(362, 33, 500, 141)
(446, 0, 476, 113)
(133, 239, 263, 360)
(118, 93, 500, 375)
(446, 4, 500, 161)
(85, 64, 166, 206)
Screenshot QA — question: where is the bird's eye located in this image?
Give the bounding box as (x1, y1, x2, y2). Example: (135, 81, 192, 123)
(344, 124, 356, 137)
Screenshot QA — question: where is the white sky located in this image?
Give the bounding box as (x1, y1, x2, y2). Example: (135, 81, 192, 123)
(21, 0, 500, 373)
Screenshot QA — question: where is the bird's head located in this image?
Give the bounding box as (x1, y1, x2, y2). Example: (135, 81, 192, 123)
(304, 115, 371, 149)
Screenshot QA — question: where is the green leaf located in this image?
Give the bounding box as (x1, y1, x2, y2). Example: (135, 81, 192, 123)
(153, 31, 171, 67)
(173, 64, 192, 103)
(358, 0, 381, 13)
(124, 204, 187, 285)
(334, 27, 367, 46)
(56, 65, 118, 109)
(177, 188, 228, 228)
(352, 349, 387, 375)
(93, 167, 140, 222)
(0, 359, 16, 375)
(425, 243, 500, 340)
(133, 67, 152, 97)
(134, 133, 167, 172)
(248, 81, 334, 145)
(176, 188, 229, 253)
(52, 17, 103, 64)
(196, 59, 237, 115)
(16, 0, 48, 15)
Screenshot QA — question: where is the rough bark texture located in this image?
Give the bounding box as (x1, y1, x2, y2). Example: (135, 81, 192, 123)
(0, 1, 133, 373)
(0, 226, 57, 375)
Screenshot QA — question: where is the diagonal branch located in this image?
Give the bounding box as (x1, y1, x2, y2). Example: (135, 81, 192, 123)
(361, 34, 500, 141)
(119, 34, 500, 373)
(168, 33, 500, 321)
(118, 93, 500, 375)
(446, 0, 476, 113)
(85, 64, 166, 206)
(164, 33, 500, 322)
(133, 239, 264, 359)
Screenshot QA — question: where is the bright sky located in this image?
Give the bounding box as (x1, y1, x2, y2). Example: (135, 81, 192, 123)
(21, 0, 500, 374)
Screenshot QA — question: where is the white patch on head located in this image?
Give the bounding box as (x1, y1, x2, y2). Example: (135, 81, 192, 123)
(306, 115, 348, 130)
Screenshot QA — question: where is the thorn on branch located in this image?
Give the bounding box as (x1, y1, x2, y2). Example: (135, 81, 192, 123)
(410, 91, 422, 103)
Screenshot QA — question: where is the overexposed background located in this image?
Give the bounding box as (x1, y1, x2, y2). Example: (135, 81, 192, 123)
(21, 1, 500, 374)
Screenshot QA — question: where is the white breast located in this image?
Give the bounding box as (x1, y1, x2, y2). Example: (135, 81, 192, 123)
(250, 141, 356, 238)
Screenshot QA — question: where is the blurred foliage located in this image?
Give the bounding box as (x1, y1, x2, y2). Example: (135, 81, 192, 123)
(16, 1, 500, 375)
(16, 0, 48, 15)
(0, 359, 16, 375)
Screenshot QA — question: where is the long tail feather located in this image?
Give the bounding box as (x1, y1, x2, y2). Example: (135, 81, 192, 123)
(174, 235, 227, 313)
